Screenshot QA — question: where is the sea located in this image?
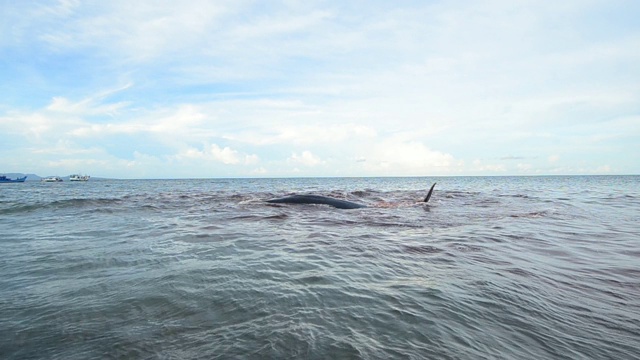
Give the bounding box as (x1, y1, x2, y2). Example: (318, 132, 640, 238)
(0, 176, 638, 359)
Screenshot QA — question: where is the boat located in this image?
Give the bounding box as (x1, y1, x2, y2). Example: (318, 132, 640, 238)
(69, 174, 90, 181)
(0, 175, 27, 183)
(41, 176, 63, 182)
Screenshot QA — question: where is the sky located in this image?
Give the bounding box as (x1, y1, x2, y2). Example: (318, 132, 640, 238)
(1, 0, 638, 179)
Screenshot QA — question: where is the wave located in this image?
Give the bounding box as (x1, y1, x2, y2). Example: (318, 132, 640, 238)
(0, 197, 124, 215)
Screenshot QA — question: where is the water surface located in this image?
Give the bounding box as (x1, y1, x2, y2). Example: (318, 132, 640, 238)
(1, 176, 638, 359)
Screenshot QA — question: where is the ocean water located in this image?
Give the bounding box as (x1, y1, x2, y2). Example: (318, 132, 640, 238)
(0, 176, 638, 359)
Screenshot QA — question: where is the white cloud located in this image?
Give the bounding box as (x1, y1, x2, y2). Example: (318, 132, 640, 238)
(251, 167, 268, 175)
(472, 159, 507, 173)
(596, 165, 612, 173)
(70, 104, 207, 138)
(358, 140, 460, 176)
(35, 1, 234, 62)
(174, 144, 259, 166)
(30, 139, 100, 156)
(46, 84, 132, 115)
(517, 163, 534, 172)
(207, 145, 241, 165)
(232, 123, 377, 146)
(288, 151, 324, 167)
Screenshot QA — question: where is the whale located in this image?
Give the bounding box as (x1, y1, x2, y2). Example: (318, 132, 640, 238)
(266, 183, 436, 209)
(266, 194, 367, 209)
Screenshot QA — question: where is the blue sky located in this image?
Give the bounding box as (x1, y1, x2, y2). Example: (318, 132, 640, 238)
(1, 0, 638, 178)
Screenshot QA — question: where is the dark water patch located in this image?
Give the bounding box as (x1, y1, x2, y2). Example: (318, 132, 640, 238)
(509, 210, 549, 218)
(350, 189, 374, 197)
(199, 224, 223, 230)
(503, 267, 536, 278)
(448, 242, 485, 253)
(175, 233, 230, 243)
(444, 190, 480, 198)
(0, 203, 45, 215)
(228, 213, 289, 221)
(401, 244, 443, 255)
(504, 193, 531, 198)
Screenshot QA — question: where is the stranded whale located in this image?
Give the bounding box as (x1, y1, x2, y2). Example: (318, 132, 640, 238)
(266, 183, 436, 209)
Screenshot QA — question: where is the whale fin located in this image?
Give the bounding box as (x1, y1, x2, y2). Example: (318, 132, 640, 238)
(424, 183, 436, 203)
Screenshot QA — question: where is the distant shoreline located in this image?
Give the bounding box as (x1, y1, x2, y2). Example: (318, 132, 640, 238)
(4, 173, 637, 182)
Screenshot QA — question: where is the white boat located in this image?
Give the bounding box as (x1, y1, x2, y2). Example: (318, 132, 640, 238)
(41, 176, 63, 182)
(69, 174, 90, 181)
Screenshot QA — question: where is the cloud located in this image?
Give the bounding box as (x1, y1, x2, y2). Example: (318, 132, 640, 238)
(175, 144, 259, 166)
(1, 1, 638, 177)
(230, 123, 377, 146)
(30, 139, 101, 156)
(288, 151, 324, 167)
(500, 156, 527, 160)
(35, 1, 233, 61)
(46, 83, 132, 114)
(472, 159, 507, 173)
(357, 140, 460, 176)
(517, 163, 533, 172)
(596, 165, 612, 173)
(251, 167, 268, 175)
(0, 84, 133, 144)
(70, 103, 207, 138)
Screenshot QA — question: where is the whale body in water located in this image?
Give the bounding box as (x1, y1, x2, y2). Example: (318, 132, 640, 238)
(266, 183, 436, 209)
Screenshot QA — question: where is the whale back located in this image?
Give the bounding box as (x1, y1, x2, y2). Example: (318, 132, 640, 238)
(266, 183, 436, 209)
(266, 194, 366, 209)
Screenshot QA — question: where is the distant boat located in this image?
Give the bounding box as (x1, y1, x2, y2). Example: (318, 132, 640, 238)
(69, 174, 90, 181)
(41, 176, 63, 182)
(0, 175, 27, 183)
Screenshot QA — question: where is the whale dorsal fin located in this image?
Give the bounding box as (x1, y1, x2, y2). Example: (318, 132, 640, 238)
(424, 183, 436, 203)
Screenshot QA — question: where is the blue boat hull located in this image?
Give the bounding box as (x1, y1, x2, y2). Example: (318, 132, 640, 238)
(0, 176, 27, 183)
